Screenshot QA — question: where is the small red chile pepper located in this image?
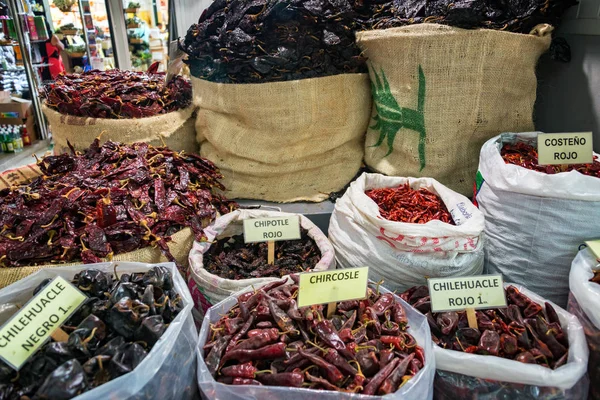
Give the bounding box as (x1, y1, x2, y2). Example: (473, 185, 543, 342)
(227, 311, 256, 352)
(268, 300, 297, 335)
(256, 372, 304, 388)
(324, 348, 358, 376)
(362, 357, 400, 395)
(231, 328, 279, 351)
(220, 362, 257, 379)
(378, 353, 415, 395)
(379, 349, 395, 369)
(205, 335, 231, 377)
(298, 348, 344, 385)
(372, 293, 395, 316)
(218, 376, 263, 386)
(222, 342, 287, 364)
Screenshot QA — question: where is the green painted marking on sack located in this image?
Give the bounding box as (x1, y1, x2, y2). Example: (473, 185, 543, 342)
(369, 66, 427, 171)
(475, 171, 484, 192)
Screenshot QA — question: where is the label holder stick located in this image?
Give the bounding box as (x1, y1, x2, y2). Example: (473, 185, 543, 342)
(268, 241, 275, 265)
(326, 302, 336, 319)
(50, 328, 69, 342)
(466, 308, 478, 330)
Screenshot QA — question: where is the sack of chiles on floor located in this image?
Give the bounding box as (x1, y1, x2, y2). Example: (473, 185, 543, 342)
(0, 262, 197, 400)
(330, 173, 484, 293)
(187, 210, 334, 317)
(401, 284, 589, 399)
(196, 279, 435, 399)
(476, 131, 600, 307)
(568, 248, 600, 400)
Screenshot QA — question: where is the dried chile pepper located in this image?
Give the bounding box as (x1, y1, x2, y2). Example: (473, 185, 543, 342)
(255, 372, 304, 388)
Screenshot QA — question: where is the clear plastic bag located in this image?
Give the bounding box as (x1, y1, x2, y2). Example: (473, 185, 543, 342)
(0, 262, 198, 400)
(433, 284, 589, 400)
(196, 285, 435, 399)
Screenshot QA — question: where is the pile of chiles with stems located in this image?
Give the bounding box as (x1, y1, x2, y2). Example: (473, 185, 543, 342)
(203, 228, 321, 280)
(0, 267, 182, 400)
(0, 139, 235, 268)
(502, 142, 600, 178)
(204, 278, 425, 394)
(400, 285, 569, 369)
(365, 184, 455, 224)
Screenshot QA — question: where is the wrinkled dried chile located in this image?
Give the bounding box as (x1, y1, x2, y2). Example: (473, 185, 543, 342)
(401, 285, 569, 369)
(591, 270, 600, 284)
(0, 140, 235, 268)
(502, 142, 600, 178)
(40, 66, 192, 119)
(365, 184, 454, 224)
(203, 229, 320, 279)
(205, 281, 425, 394)
(0, 267, 182, 400)
(182, 0, 367, 83)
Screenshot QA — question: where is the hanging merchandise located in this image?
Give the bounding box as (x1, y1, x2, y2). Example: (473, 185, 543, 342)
(330, 173, 484, 293)
(0, 139, 235, 287)
(476, 132, 600, 307)
(188, 210, 334, 316)
(197, 281, 435, 399)
(182, 0, 370, 202)
(355, 23, 551, 196)
(0, 262, 197, 400)
(401, 284, 589, 399)
(39, 66, 197, 154)
(568, 248, 600, 400)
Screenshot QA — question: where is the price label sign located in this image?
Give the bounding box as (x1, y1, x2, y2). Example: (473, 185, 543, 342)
(0, 277, 86, 370)
(243, 216, 301, 243)
(297, 267, 369, 308)
(537, 132, 594, 166)
(428, 274, 506, 313)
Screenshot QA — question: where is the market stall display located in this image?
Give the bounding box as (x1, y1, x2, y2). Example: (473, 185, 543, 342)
(40, 66, 197, 154)
(183, 0, 370, 202)
(0, 138, 234, 286)
(188, 210, 334, 316)
(401, 284, 589, 399)
(476, 132, 600, 307)
(197, 280, 435, 399)
(568, 248, 600, 400)
(330, 173, 484, 292)
(0, 262, 197, 400)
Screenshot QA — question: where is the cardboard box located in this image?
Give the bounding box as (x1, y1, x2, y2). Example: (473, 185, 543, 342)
(0, 97, 38, 141)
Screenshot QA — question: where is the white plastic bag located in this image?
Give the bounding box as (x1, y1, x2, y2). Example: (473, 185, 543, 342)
(196, 284, 435, 400)
(434, 283, 589, 399)
(330, 173, 484, 292)
(0, 262, 198, 400)
(476, 132, 600, 307)
(188, 209, 335, 316)
(568, 248, 600, 400)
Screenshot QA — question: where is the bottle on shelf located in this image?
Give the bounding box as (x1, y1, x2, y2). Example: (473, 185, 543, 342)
(21, 125, 31, 146)
(3, 130, 14, 153)
(12, 127, 23, 153)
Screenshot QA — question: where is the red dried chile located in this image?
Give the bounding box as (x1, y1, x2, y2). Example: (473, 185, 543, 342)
(590, 270, 600, 285)
(501, 142, 600, 178)
(0, 139, 235, 268)
(40, 65, 192, 118)
(365, 184, 454, 224)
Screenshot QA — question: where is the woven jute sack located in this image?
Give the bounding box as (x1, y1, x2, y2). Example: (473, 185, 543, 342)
(43, 104, 198, 154)
(0, 227, 194, 288)
(193, 74, 371, 203)
(356, 23, 552, 196)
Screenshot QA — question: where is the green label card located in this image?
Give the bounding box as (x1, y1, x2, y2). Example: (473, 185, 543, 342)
(0, 276, 86, 370)
(537, 132, 593, 166)
(243, 216, 301, 243)
(297, 267, 369, 308)
(428, 274, 506, 313)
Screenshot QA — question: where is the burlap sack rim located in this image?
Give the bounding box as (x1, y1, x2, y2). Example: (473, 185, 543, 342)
(356, 22, 554, 42)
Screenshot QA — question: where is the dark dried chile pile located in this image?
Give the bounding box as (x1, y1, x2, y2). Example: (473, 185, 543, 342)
(0, 139, 235, 268)
(502, 142, 600, 178)
(400, 285, 569, 369)
(40, 67, 192, 118)
(204, 228, 320, 279)
(181, 0, 367, 83)
(365, 184, 454, 224)
(0, 267, 182, 400)
(204, 279, 425, 394)
(355, 0, 576, 33)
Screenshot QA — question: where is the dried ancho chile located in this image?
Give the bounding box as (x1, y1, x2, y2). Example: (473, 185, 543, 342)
(40, 65, 192, 118)
(181, 0, 367, 83)
(203, 228, 320, 279)
(591, 270, 600, 285)
(502, 142, 600, 178)
(204, 279, 425, 394)
(365, 184, 454, 224)
(0, 139, 235, 268)
(0, 267, 183, 400)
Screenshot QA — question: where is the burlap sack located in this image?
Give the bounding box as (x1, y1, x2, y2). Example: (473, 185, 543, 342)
(193, 74, 371, 202)
(43, 104, 198, 154)
(356, 23, 552, 196)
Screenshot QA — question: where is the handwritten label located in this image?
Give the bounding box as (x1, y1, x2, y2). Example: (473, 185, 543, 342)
(243, 216, 301, 243)
(0, 277, 86, 370)
(428, 274, 506, 313)
(585, 240, 600, 260)
(297, 267, 369, 308)
(538, 132, 594, 166)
